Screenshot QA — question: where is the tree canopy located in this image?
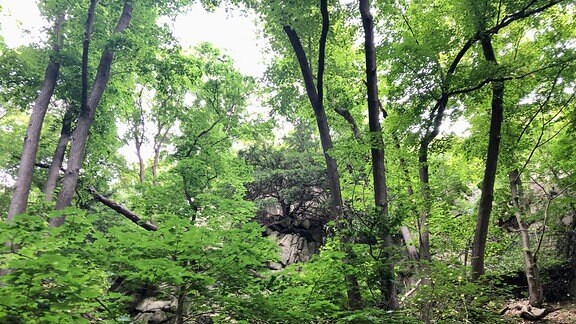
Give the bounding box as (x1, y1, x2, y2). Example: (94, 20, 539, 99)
(1, 0, 575, 322)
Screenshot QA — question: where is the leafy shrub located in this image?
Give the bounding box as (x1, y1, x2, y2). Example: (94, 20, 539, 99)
(405, 262, 506, 323)
(0, 208, 127, 322)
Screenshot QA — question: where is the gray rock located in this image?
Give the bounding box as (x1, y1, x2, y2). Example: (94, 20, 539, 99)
(268, 261, 283, 270)
(135, 298, 175, 312)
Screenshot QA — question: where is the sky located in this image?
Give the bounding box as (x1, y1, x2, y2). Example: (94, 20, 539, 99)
(0, 0, 268, 78)
(0, 0, 276, 164)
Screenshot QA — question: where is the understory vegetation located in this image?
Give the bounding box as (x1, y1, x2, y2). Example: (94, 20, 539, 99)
(1, 0, 575, 323)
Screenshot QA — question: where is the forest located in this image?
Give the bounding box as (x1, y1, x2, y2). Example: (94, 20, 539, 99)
(0, 0, 575, 323)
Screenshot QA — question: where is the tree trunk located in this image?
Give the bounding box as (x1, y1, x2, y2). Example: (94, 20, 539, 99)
(152, 145, 160, 183)
(283, 0, 362, 309)
(400, 226, 419, 261)
(283, 26, 342, 217)
(136, 142, 145, 183)
(393, 134, 420, 261)
(417, 142, 432, 263)
(471, 35, 505, 280)
(359, 0, 398, 310)
(133, 87, 146, 183)
(44, 106, 75, 201)
(7, 14, 65, 221)
(52, 0, 133, 225)
(152, 120, 170, 184)
(175, 285, 186, 324)
(509, 170, 543, 307)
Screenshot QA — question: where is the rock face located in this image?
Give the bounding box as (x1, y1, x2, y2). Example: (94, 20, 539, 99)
(277, 232, 319, 266)
(133, 297, 176, 323)
(263, 217, 324, 269)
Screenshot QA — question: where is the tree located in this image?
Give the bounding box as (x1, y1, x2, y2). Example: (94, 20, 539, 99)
(52, 0, 134, 225)
(470, 34, 505, 280)
(359, 0, 398, 310)
(468, 0, 569, 280)
(7, 13, 65, 221)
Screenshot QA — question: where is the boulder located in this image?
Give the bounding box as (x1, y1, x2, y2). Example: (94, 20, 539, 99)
(519, 305, 550, 321)
(133, 297, 176, 324)
(135, 297, 175, 312)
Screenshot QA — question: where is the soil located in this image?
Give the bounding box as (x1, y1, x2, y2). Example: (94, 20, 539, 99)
(502, 299, 576, 323)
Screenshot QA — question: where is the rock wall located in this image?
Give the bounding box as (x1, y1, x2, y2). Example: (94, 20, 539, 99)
(266, 230, 319, 269)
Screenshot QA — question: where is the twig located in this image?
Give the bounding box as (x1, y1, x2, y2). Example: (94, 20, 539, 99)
(400, 278, 422, 305)
(534, 182, 576, 258)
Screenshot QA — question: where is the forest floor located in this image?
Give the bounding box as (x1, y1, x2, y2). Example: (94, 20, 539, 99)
(502, 299, 576, 323)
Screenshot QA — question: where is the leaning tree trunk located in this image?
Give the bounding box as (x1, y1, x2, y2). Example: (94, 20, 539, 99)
(283, 0, 362, 309)
(152, 123, 169, 184)
(393, 135, 420, 261)
(7, 14, 65, 221)
(359, 0, 398, 310)
(52, 0, 133, 225)
(509, 169, 543, 307)
(471, 35, 505, 280)
(44, 106, 75, 201)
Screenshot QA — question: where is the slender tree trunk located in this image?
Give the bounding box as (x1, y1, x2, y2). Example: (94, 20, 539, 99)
(44, 106, 75, 201)
(359, 0, 398, 310)
(471, 35, 505, 280)
(283, 27, 342, 217)
(52, 0, 133, 225)
(152, 121, 170, 184)
(133, 87, 146, 183)
(7, 14, 65, 221)
(136, 142, 145, 183)
(417, 142, 433, 263)
(393, 135, 419, 261)
(152, 145, 160, 183)
(175, 284, 186, 324)
(283, 0, 362, 309)
(509, 170, 543, 307)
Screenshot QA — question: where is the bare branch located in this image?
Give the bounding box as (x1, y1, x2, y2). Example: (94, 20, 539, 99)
(334, 107, 361, 139)
(89, 187, 157, 231)
(535, 182, 576, 258)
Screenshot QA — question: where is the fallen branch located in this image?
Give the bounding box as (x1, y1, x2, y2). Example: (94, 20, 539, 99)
(400, 278, 422, 305)
(89, 187, 157, 231)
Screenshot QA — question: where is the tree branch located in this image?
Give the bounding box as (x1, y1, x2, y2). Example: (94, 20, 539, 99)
(89, 187, 157, 231)
(334, 107, 361, 139)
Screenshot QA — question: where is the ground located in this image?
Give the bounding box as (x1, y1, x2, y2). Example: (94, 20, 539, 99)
(502, 299, 576, 323)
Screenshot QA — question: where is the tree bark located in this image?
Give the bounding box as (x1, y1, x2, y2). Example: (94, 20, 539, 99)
(129, 87, 146, 183)
(283, 0, 362, 309)
(44, 106, 75, 201)
(7, 14, 65, 221)
(46, 0, 98, 199)
(393, 134, 420, 261)
(471, 35, 505, 280)
(359, 0, 398, 310)
(417, 141, 433, 263)
(152, 118, 170, 184)
(283, 33, 341, 218)
(52, 0, 133, 225)
(509, 170, 543, 307)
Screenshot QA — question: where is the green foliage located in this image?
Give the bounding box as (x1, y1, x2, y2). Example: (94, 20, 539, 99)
(0, 46, 47, 109)
(221, 240, 349, 322)
(0, 204, 277, 322)
(1, 0, 575, 321)
(405, 262, 506, 323)
(0, 208, 126, 322)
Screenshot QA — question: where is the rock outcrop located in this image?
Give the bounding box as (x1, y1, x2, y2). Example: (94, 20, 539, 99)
(133, 297, 176, 323)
